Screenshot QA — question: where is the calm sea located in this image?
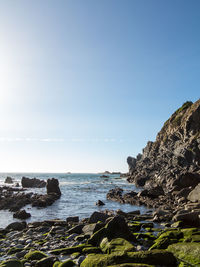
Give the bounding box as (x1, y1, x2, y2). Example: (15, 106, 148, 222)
(0, 173, 148, 228)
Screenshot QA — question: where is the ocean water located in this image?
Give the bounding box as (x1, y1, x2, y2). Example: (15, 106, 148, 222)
(0, 173, 148, 228)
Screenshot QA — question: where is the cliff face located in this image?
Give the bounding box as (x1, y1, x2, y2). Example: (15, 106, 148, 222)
(127, 99, 200, 192)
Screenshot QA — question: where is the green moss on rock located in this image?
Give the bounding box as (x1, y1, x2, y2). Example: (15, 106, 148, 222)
(108, 264, 154, 267)
(0, 260, 23, 267)
(80, 250, 177, 267)
(50, 244, 89, 255)
(168, 242, 200, 266)
(24, 250, 47, 260)
(100, 238, 135, 254)
(57, 260, 75, 267)
(82, 247, 102, 254)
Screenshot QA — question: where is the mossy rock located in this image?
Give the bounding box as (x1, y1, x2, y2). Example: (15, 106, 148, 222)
(80, 249, 177, 266)
(135, 233, 156, 241)
(149, 238, 178, 250)
(141, 223, 154, 229)
(157, 229, 183, 240)
(50, 244, 89, 255)
(168, 242, 200, 266)
(0, 260, 23, 267)
(108, 264, 154, 267)
(71, 252, 81, 259)
(100, 238, 135, 254)
(57, 260, 75, 267)
(7, 247, 24, 255)
(82, 247, 102, 254)
(128, 222, 142, 232)
(53, 262, 61, 267)
(35, 256, 57, 267)
(24, 250, 48, 260)
(180, 228, 200, 242)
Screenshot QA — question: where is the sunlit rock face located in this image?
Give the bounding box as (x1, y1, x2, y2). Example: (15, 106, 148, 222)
(127, 99, 200, 192)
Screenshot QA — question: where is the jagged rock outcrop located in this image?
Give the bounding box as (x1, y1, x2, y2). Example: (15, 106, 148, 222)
(107, 100, 200, 213)
(127, 100, 200, 192)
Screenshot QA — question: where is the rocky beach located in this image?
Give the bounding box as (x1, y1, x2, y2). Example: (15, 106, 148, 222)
(0, 99, 200, 267)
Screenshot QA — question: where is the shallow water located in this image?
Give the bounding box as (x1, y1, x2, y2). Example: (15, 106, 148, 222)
(0, 173, 148, 228)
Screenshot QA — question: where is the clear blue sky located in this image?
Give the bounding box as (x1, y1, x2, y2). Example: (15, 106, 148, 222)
(0, 0, 199, 172)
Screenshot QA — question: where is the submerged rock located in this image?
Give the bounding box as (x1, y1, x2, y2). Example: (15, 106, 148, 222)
(13, 209, 31, 220)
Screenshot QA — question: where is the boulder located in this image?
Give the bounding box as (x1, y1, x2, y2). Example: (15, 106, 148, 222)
(168, 242, 200, 266)
(82, 223, 104, 236)
(188, 183, 200, 202)
(6, 221, 27, 231)
(21, 177, 46, 188)
(46, 178, 61, 196)
(173, 211, 200, 226)
(4, 176, 14, 184)
(13, 209, 31, 220)
(173, 172, 200, 189)
(66, 216, 79, 223)
(89, 211, 109, 223)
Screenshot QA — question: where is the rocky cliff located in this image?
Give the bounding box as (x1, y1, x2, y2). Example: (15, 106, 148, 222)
(127, 99, 200, 192)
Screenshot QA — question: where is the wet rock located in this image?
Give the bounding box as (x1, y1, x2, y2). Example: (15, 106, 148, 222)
(106, 187, 124, 203)
(13, 210, 31, 220)
(21, 177, 46, 188)
(96, 200, 105, 206)
(46, 178, 61, 197)
(4, 176, 14, 184)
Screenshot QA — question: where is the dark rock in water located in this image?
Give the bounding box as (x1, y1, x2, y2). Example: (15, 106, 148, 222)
(66, 216, 79, 223)
(21, 176, 46, 188)
(4, 176, 14, 184)
(89, 211, 109, 223)
(100, 175, 109, 178)
(6, 221, 27, 231)
(13, 209, 31, 220)
(46, 178, 61, 196)
(96, 200, 105, 206)
(106, 187, 124, 203)
(31, 193, 60, 207)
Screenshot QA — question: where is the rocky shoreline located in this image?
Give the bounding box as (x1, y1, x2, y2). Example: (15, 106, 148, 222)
(0, 100, 200, 266)
(0, 207, 199, 267)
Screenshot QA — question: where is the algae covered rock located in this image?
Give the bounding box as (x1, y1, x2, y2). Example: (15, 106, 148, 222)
(149, 229, 183, 250)
(100, 237, 135, 254)
(56, 260, 75, 267)
(108, 264, 154, 267)
(88, 215, 136, 246)
(80, 249, 177, 267)
(0, 260, 23, 267)
(168, 242, 200, 266)
(50, 244, 90, 255)
(35, 256, 58, 267)
(24, 250, 48, 260)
